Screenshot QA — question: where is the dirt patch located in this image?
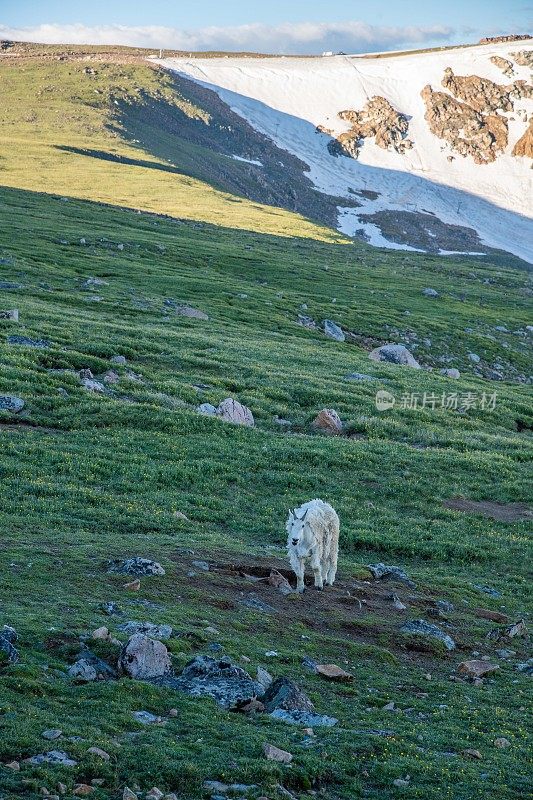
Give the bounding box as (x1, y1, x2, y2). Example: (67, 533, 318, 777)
(0, 421, 65, 435)
(443, 498, 532, 522)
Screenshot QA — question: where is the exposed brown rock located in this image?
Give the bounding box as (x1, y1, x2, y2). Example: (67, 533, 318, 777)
(263, 743, 293, 763)
(457, 660, 499, 679)
(315, 664, 353, 681)
(490, 56, 515, 78)
(328, 95, 412, 159)
(480, 35, 532, 44)
(513, 118, 533, 158)
(511, 49, 533, 67)
(441, 67, 514, 113)
(311, 408, 343, 435)
(421, 84, 507, 164)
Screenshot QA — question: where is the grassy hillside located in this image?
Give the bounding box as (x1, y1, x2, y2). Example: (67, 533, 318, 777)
(0, 43, 532, 800)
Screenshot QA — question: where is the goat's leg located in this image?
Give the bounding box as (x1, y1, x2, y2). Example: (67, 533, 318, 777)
(295, 559, 306, 593)
(325, 562, 337, 586)
(312, 557, 324, 590)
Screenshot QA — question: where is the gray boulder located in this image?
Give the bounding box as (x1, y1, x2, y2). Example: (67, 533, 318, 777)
(68, 659, 97, 682)
(197, 403, 217, 416)
(28, 751, 77, 767)
(423, 288, 439, 297)
(367, 563, 415, 587)
(118, 634, 172, 679)
(323, 320, 345, 342)
(262, 677, 314, 713)
(369, 344, 421, 369)
(0, 309, 18, 321)
(110, 355, 127, 365)
(0, 395, 24, 413)
(153, 655, 262, 710)
(400, 619, 456, 650)
(216, 398, 254, 427)
(270, 709, 338, 727)
(117, 621, 173, 640)
(7, 335, 49, 348)
(440, 368, 460, 378)
(0, 625, 19, 664)
(107, 557, 165, 577)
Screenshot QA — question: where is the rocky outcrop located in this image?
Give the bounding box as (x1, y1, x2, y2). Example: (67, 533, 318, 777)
(441, 68, 516, 113)
(328, 96, 412, 159)
(480, 35, 532, 44)
(421, 85, 507, 164)
(511, 50, 533, 67)
(490, 56, 515, 78)
(513, 118, 533, 158)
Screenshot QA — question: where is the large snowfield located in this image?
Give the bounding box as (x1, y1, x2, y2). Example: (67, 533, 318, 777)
(160, 43, 533, 262)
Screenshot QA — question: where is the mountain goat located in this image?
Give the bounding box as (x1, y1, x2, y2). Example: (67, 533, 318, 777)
(286, 499, 339, 592)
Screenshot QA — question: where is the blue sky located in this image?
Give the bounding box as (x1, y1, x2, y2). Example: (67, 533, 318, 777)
(1, 1, 530, 54)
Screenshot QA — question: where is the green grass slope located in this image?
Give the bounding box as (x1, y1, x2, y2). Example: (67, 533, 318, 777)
(0, 43, 532, 800)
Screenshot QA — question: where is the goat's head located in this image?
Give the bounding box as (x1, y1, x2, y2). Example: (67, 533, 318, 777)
(286, 506, 311, 553)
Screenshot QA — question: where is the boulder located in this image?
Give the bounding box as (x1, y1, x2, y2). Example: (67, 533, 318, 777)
(7, 335, 49, 348)
(457, 660, 499, 679)
(110, 355, 127, 365)
(268, 569, 294, 595)
(367, 563, 415, 587)
(81, 378, 106, 393)
(153, 655, 263, 710)
(28, 751, 77, 767)
(0, 309, 18, 320)
(216, 398, 254, 427)
(118, 634, 172, 679)
(0, 395, 25, 413)
(312, 408, 343, 435)
(108, 557, 165, 577)
(117, 621, 173, 640)
(0, 625, 19, 663)
(262, 677, 314, 713)
(174, 305, 209, 320)
(68, 659, 97, 682)
(315, 664, 353, 682)
(401, 619, 456, 651)
(369, 344, 421, 368)
(270, 709, 338, 727)
(423, 288, 439, 297)
(263, 743, 293, 763)
(323, 320, 345, 341)
(440, 368, 460, 378)
(197, 403, 217, 416)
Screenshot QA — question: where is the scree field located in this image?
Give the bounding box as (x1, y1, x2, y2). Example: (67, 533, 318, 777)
(0, 43, 532, 800)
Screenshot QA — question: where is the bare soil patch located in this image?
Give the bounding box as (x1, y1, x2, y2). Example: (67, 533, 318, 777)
(443, 497, 532, 522)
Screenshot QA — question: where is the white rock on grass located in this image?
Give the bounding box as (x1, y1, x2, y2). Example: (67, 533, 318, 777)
(118, 634, 172, 679)
(369, 344, 421, 369)
(323, 319, 345, 341)
(216, 398, 254, 427)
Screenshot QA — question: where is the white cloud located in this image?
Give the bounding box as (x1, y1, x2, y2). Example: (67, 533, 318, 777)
(0, 20, 456, 55)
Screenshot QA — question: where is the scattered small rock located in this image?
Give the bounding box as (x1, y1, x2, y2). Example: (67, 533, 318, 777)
(132, 711, 164, 725)
(41, 729, 62, 740)
(87, 747, 110, 761)
(392, 594, 407, 611)
(123, 579, 141, 591)
(423, 288, 439, 297)
(263, 743, 293, 763)
(488, 619, 528, 641)
(462, 748, 482, 760)
(110, 355, 127, 365)
(191, 560, 209, 571)
(493, 737, 511, 749)
(315, 664, 353, 682)
(440, 368, 460, 378)
(268, 569, 294, 595)
(73, 784, 95, 796)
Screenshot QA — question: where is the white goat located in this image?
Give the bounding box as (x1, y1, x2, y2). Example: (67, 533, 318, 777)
(286, 499, 339, 592)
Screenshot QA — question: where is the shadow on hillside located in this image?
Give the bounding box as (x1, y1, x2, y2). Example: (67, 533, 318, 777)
(158, 64, 532, 268)
(56, 145, 184, 176)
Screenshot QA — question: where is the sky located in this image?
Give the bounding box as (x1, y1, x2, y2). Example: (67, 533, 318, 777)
(0, 1, 531, 55)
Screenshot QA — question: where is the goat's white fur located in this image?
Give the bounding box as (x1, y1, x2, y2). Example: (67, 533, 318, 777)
(286, 499, 339, 592)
